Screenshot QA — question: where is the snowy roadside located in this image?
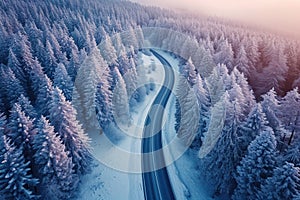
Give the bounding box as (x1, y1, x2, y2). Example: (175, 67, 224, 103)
(76, 51, 165, 200)
(157, 50, 212, 200)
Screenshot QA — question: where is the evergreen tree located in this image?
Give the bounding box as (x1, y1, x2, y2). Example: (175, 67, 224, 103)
(235, 45, 251, 77)
(111, 67, 130, 125)
(74, 49, 111, 130)
(214, 39, 234, 71)
(33, 74, 54, 117)
(33, 116, 78, 199)
(258, 162, 300, 200)
(233, 128, 277, 200)
(181, 58, 197, 86)
(17, 94, 37, 120)
(41, 40, 58, 80)
(177, 81, 200, 146)
(95, 82, 113, 127)
(193, 74, 210, 141)
(261, 88, 281, 131)
(0, 135, 38, 200)
(53, 63, 73, 101)
(237, 104, 268, 157)
(232, 68, 255, 115)
(99, 35, 118, 66)
(0, 66, 25, 112)
(278, 88, 300, 145)
(7, 103, 37, 163)
(201, 93, 242, 196)
(49, 87, 92, 175)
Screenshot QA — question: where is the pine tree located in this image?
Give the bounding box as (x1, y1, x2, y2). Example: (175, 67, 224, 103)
(176, 77, 200, 145)
(237, 104, 268, 157)
(33, 74, 54, 117)
(278, 88, 300, 145)
(258, 162, 300, 200)
(205, 64, 228, 105)
(261, 88, 281, 131)
(0, 135, 38, 200)
(181, 58, 197, 86)
(201, 93, 243, 196)
(99, 35, 118, 66)
(111, 67, 130, 125)
(33, 116, 78, 199)
(53, 63, 73, 101)
(74, 49, 111, 130)
(193, 74, 210, 141)
(17, 94, 37, 120)
(214, 39, 234, 71)
(95, 82, 113, 127)
(49, 87, 92, 175)
(233, 128, 277, 200)
(232, 68, 255, 115)
(235, 45, 251, 77)
(7, 103, 37, 163)
(258, 43, 288, 96)
(0, 66, 25, 112)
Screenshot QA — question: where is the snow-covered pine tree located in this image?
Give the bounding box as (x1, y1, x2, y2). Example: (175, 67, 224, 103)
(0, 135, 38, 200)
(232, 68, 256, 115)
(117, 49, 131, 75)
(175, 76, 199, 145)
(33, 74, 54, 117)
(74, 48, 111, 130)
(278, 87, 300, 145)
(233, 128, 277, 200)
(260, 43, 288, 96)
(181, 58, 197, 86)
(49, 87, 92, 175)
(99, 35, 118, 66)
(111, 67, 130, 125)
(33, 116, 78, 199)
(53, 63, 73, 101)
(237, 104, 268, 158)
(199, 92, 227, 159)
(7, 103, 37, 163)
(205, 64, 228, 105)
(193, 74, 211, 143)
(17, 94, 37, 120)
(234, 45, 251, 77)
(95, 81, 113, 127)
(258, 162, 300, 200)
(213, 39, 234, 71)
(0, 66, 25, 112)
(201, 93, 243, 196)
(261, 88, 285, 145)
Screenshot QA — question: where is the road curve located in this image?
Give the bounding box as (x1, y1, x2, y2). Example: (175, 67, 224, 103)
(142, 49, 176, 200)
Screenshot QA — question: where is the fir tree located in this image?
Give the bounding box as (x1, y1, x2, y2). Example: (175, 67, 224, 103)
(33, 116, 78, 199)
(0, 135, 38, 200)
(233, 128, 277, 200)
(258, 162, 300, 200)
(53, 63, 73, 101)
(49, 87, 92, 175)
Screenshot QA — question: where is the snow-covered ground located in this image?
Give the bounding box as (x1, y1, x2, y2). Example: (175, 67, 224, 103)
(76, 51, 165, 200)
(76, 50, 211, 200)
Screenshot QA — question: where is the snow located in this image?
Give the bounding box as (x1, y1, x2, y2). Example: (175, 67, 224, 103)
(77, 50, 211, 200)
(76, 50, 165, 200)
(157, 50, 212, 200)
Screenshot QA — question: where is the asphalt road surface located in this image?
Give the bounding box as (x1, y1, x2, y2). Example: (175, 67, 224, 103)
(142, 49, 176, 200)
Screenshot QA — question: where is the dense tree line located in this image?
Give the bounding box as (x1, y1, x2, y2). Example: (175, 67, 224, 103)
(0, 0, 300, 199)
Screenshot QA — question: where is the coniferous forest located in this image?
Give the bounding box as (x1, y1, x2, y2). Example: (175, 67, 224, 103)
(0, 0, 300, 199)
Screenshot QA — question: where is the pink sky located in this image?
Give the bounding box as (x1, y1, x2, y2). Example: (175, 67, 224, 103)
(132, 0, 300, 38)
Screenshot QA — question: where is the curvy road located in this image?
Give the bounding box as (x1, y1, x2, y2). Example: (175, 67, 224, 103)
(142, 49, 176, 200)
